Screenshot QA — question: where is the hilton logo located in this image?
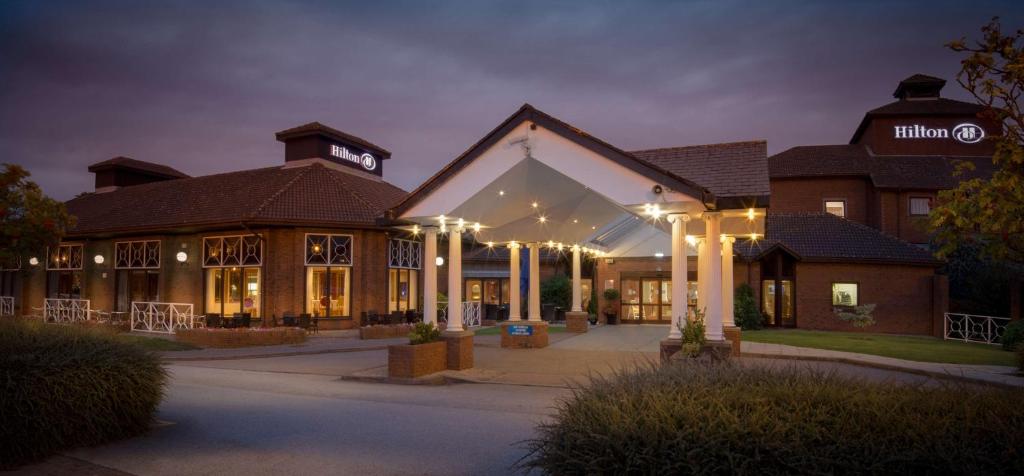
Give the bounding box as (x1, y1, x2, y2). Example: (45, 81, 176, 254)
(893, 123, 985, 144)
(330, 144, 377, 171)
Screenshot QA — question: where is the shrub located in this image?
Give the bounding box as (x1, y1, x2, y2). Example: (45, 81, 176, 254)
(408, 322, 441, 345)
(733, 283, 761, 330)
(540, 274, 571, 309)
(1002, 319, 1024, 351)
(586, 288, 597, 316)
(835, 303, 877, 328)
(680, 310, 706, 357)
(602, 288, 620, 315)
(0, 320, 167, 469)
(520, 362, 1024, 475)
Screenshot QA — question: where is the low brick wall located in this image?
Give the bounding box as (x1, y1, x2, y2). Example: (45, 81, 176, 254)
(388, 341, 447, 378)
(565, 312, 589, 333)
(176, 328, 307, 348)
(359, 324, 413, 340)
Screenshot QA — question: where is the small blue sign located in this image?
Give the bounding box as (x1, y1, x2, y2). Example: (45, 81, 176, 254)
(509, 325, 533, 336)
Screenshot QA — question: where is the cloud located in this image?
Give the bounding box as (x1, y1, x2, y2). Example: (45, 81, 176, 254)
(1, 0, 1020, 199)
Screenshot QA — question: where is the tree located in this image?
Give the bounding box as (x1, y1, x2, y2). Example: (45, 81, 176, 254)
(733, 283, 762, 330)
(931, 18, 1024, 264)
(0, 164, 74, 267)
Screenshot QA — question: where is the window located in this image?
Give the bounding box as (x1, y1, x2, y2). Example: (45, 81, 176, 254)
(48, 243, 83, 270)
(909, 197, 931, 216)
(116, 270, 159, 312)
(389, 268, 419, 312)
(832, 282, 858, 306)
(307, 267, 349, 317)
(115, 240, 160, 269)
(824, 200, 846, 218)
(203, 234, 263, 317)
(203, 235, 262, 267)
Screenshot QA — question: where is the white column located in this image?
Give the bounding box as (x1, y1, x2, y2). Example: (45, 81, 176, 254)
(527, 242, 541, 321)
(696, 238, 707, 315)
(704, 212, 724, 341)
(571, 245, 582, 312)
(423, 227, 438, 326)
(668, 214, 689, 340)
(721, 236, 736, 328)
(508, 242, 521, 320)
(447, 227, 463, 331)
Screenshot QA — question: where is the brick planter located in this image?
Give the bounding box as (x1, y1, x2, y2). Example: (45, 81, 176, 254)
(565, 311, 589, 333)
(175, 328, 307, 348)
(723, 326, 742, 357)
(359, 324, 413, 340)
(388, 341, 447, 378)
(500, 321, 549, 348)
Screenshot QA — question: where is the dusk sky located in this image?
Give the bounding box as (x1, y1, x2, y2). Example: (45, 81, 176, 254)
(2, 1, 1022, 200)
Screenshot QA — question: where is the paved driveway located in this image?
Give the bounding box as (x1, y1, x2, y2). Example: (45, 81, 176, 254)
(552, 324, 669, 352)
(68, 365, 568, 476)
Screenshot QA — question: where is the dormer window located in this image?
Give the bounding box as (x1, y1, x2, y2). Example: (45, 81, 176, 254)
(824, 199, 846, 218)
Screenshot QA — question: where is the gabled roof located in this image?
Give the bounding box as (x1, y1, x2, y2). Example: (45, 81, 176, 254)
(734, 212, 940, 266)
(768, 144, 996, 190)
(87, 156, 190, 179)
(850, 98, 987, 143)
(631, 141, 770, 208)
(65, 162, 407, 236)
(275, 122, 392, 158)
(388, 104, 715, 219)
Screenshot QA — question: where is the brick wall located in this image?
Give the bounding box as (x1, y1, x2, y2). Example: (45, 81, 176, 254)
(794, 262, 937, 335)
(769, 177, 872, 224)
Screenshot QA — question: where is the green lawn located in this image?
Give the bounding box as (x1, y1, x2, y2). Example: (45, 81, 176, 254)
(116, 334, 200, 351)
(743, 329, 1016, 366)
(474, 325, 568, 336)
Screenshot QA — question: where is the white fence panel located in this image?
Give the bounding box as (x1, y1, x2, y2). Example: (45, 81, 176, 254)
(438, 301, 483, 328)
(131, 302, 196, 334)
(44, 298, 90, 323)
(0, 296, 13, 317)
(944, 312, 1010, 345)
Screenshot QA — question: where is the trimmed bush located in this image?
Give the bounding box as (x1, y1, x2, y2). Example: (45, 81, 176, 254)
(409, 322, 441, 345)
(540, 274, 571, 309)
(733, 283, 761, 330)
(1002, 319, 1024, 351)
(521, 362, 1024, 475)
(0, 320, 167, 468)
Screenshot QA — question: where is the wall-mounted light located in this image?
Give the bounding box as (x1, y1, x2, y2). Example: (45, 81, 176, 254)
(654, 252, 665, 258)
(176, 251, 188, 263)
(435, 256, 445, 267)
(29, 257, 39, 266)
(93, 254, 105, 265)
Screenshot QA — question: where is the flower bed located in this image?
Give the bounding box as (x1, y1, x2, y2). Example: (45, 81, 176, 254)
(359, 323, 414, 340)
(175, 327, 306, 348)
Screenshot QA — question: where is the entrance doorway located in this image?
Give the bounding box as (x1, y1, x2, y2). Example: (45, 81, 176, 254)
(760, 250, 796, 327)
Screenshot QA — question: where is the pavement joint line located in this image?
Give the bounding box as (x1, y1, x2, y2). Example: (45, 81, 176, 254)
(742, 352, 1023, 390)
(162, 345, 389, 362)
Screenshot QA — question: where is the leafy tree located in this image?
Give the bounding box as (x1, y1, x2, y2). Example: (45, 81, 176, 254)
(733, 283, 762, 330)
(931, 19, 1024, 264)
(0, 164, 74, 267)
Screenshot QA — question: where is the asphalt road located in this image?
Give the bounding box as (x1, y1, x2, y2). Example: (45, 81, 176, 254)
(68, 365, 569, 476)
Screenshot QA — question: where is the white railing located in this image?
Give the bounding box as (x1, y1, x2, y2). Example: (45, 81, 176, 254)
(438, 301, 483, 328)
(0, 296, 13, 317)
(131, 302, 196, 334)
(44, 298, 91, 323)
(944, 312, 1011, 345)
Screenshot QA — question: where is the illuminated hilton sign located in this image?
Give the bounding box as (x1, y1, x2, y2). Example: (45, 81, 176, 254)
(330, 144, 377, 171)
(893, 123, 985, 144)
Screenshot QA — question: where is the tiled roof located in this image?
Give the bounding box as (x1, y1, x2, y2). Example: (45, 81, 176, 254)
(87, 156, 189, 179)
(65, 162, 407, 235)
(631, 141, 770, 207)
(734, 212, 940, 266)
(275, 122, 391, 157)
(768, 144, 996, 189)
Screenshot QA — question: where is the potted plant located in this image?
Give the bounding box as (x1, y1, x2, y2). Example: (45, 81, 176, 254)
(602, 288, 621, 325)
(387, 322, 447, 378)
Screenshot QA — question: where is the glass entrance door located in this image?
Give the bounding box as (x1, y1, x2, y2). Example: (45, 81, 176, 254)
(761, 279, 794, 327)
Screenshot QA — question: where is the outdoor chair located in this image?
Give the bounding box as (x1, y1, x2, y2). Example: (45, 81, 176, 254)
(240, 313, 252, 328)
(283, 313, 297, 327)
(310, 316, 319, 334)
(297, 314, 314, 333)
(206, 314, 222, 328)
(367, 310, 380, 326)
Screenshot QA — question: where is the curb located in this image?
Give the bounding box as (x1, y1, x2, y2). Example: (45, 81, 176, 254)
(163, 345, 388, 362)
(338, 373, 447, 386)
(742, 352, 1023, 390)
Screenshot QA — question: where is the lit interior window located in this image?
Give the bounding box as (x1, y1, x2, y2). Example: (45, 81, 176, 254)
(824, 200, 846, 218)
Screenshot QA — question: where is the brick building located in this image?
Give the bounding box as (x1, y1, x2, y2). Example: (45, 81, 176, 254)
(6, 76, 991, 337)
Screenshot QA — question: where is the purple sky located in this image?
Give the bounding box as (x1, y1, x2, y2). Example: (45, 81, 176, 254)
(2, 1, 1022, 200)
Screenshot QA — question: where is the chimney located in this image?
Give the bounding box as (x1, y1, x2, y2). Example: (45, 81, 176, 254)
(87, 157, 189, 193)
(274, 122, 390, 177)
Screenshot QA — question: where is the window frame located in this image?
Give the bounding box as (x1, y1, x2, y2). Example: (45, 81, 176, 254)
(908, 196, 932, 217)
(823, 198, 847, 218)
(831, 282, 859, 307)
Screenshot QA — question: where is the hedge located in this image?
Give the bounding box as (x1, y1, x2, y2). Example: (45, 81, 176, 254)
(0, 320, 167, 468)
(521, 362, 1024, 475)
